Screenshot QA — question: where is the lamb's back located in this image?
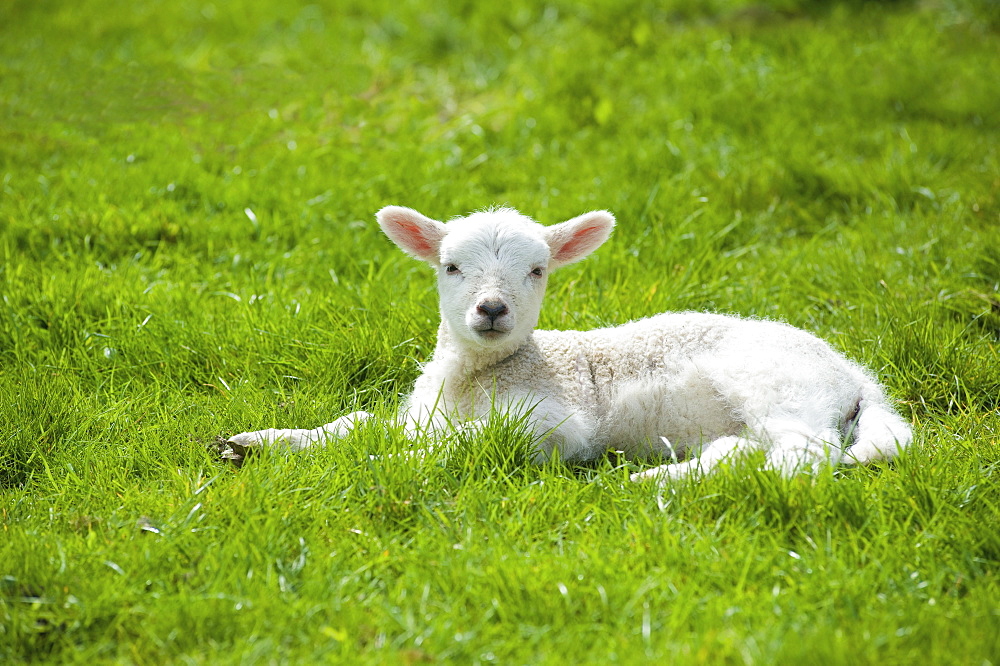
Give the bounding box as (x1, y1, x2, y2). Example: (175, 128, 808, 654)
(534, 311, 738, 373)
(528, 311, 849, 401)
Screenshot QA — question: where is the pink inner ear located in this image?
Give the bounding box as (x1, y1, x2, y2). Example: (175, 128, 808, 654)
(398, 220, 435, 255)
(555, 225, 602, 262)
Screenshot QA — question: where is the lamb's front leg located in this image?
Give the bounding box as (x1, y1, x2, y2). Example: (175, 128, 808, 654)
(226, 411, 373, 453)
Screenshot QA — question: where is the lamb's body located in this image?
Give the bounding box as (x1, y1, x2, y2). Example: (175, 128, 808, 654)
(407, 311, 906, 475)
(228, 206, 911, 481)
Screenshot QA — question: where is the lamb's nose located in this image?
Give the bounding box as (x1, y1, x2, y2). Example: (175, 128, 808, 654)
(477, 300, 508, 319)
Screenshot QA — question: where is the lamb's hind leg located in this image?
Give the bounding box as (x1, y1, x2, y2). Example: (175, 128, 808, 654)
(754, 417, 842, 476)
(226, 411, 373, 453)
(630, 416, 843, 484)
(630, 435, 754, 483)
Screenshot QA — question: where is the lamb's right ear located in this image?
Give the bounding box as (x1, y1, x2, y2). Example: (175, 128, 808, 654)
(376, 206, 447, 265)
(544, 210, 616, 268)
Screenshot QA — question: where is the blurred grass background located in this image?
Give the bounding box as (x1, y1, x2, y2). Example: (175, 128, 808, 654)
(1, 0, 999, 662)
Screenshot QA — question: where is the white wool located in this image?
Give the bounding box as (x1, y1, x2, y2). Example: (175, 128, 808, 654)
(229, 206, 913, 482)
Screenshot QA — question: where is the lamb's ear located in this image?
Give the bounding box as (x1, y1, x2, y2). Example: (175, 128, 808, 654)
(544, 210, 615, 268)
(376, 206, 447, 265)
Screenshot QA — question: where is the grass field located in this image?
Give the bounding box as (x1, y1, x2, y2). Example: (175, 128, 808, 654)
(2, 0, 999, 662)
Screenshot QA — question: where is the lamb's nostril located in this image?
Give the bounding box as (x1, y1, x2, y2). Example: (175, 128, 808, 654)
(477, 300, 508, 319)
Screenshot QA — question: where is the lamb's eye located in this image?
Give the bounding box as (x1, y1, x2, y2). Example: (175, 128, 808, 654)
(530, 267, 544, 277)
(445, 264, 460, 274)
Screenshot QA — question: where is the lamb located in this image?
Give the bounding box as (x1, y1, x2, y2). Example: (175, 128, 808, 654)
(226, 205, 912, 482)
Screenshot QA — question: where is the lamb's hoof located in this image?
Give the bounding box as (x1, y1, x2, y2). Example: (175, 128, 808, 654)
(630, 462, 697, 484)
(212, 433, 263, 467)
(629, 467, 662, 483)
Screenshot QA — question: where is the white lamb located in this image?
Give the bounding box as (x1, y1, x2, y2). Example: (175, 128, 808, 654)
(227, 206, 912, 482)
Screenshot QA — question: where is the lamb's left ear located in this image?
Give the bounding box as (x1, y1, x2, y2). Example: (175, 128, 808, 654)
(544, 210, 616, 268)
(376, 206, 447, 265)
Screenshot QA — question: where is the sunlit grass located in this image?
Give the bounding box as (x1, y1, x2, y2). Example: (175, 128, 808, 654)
(2, 0, 999, 662)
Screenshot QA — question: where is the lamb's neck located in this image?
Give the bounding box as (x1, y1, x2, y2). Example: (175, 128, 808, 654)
(429, 323, 528, 379)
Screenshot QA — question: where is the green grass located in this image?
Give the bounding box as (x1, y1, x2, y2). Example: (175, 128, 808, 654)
(2, 0, 999, 662)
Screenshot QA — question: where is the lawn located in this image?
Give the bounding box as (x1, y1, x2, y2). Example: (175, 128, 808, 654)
(2, 0, 999, 662)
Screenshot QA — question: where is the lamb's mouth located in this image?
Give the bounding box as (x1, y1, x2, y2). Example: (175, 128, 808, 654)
(473, 327, 510, 340)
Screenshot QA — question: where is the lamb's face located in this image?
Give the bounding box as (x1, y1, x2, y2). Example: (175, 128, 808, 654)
(436, 213, 551, 349)
(376, 204, 615, 353)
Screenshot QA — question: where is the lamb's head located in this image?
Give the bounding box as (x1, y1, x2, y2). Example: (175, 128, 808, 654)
(377, 206, 615, 351)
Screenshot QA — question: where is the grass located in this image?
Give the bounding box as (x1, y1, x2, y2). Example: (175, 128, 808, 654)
(2, 0, 999, 662)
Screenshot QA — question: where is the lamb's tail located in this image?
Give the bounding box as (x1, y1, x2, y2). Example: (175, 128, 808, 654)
(843, 381, 912, 465)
